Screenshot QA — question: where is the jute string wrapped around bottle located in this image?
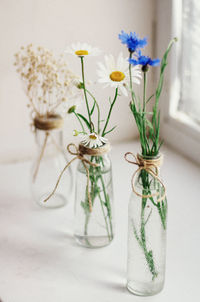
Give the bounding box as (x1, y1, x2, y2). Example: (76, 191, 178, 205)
(124, 152, 166, 202)
(44, 143, 111, 212)
(32, 114, 64, 182)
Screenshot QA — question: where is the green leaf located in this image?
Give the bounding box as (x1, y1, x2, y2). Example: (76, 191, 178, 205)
(90, 101, 96, 115)
(145, 118, 154, 130)
(104, 125, 117, 136)
(144, 112, 153, 115)
(136, 96, 142, 114)
(77, 113, 91, 130)
(155, 111, 161, 145)
(146, 94, 154, 104)
(105, 194, 111, 217)
(155, 37, 177, 108)
(157, 139, 164, 152)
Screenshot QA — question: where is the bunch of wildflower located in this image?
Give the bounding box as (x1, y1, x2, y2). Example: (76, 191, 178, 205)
(118, 30, 177, 156)
(65, 42, 141, 147)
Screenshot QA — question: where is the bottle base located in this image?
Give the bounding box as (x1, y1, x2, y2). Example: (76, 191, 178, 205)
(127, 280, 164, 296)
(36, 193, 67, 209)
(74, 234, 113, 248)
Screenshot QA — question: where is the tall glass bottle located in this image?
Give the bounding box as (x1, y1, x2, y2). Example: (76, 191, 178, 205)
(74, 148, 114, 248)
(127, 154, 167, 296)
(31, 115, 72, 209)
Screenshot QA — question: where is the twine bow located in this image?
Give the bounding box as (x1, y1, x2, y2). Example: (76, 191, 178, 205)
(124, 152, 166, 202)
(44, 143, 102, 212)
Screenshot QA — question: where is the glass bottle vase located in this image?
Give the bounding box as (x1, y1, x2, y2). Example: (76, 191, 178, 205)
(31, 122, 72, 209)
(74, 152, 114, 248)
(127, 155, 167, 296)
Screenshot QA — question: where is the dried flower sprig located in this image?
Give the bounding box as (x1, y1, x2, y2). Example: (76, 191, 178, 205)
(14, 44, 81, 119)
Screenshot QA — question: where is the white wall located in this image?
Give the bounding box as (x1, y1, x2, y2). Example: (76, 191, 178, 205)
(0, 0, 155, 163)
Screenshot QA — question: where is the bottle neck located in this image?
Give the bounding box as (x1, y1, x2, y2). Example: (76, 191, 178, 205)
(78, 153, 111, 173)
(35, 128, 63, 154)
(85, 153, 110, 165)
(138, 153, 162, 175)
(136, 153, 163, 191)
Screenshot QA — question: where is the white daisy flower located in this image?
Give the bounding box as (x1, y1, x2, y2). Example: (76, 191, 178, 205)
(65, 42, 100, 57)
(81, 133, 108, 148)
(97, 52, 142, 96)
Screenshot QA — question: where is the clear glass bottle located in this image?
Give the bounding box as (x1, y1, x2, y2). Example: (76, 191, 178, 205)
(74, 153, 114, 248)
(31, 116, 72, 209)
(127, 155, 167, 296)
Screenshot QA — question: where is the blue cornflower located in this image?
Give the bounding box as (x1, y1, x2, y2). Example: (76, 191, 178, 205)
(118, 30, 147, 53)
(129, 51, 160, 71)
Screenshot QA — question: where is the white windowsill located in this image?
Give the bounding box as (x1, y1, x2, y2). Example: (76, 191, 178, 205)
(0, 141, 199, 302)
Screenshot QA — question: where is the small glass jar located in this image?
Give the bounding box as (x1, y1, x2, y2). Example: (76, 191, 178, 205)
(74, 147, 114, 248)
(127, 154, 167, 296)
(31, 115, 72, 209)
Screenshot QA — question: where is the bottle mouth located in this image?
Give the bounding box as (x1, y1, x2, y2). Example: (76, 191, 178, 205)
(137, 153, 163, 168)
(139, 153, 162, 160)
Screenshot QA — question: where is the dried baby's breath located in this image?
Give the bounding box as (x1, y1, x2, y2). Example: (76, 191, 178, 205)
(14, 44, 82, 118)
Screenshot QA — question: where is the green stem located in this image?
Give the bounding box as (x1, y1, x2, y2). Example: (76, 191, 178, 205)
(86, 89, 101, 134)
(129, 52, 137, 103)
(143, 72, 147, 113)
(84, 213, 90, 235)
(97, 190, 111, 240)
(80, 56, 92, 132)
(157, 198, 167, 230)
(141, 193, 158, 279)
(73, 112, 85, 133)
(140, 196, 147, 244)
(132, 217, 157, 280)
(84, 212, 93, 247)
(83, 157, 113, 242)
(99, 174, 113, 240)
(129, 53, 148, 154)
(148, 193, 167, 230)
(102, 88, 118, 137)
(133, 170, 158, 280)
(95, 156, 113, 240)
(142, 71, 147, 156)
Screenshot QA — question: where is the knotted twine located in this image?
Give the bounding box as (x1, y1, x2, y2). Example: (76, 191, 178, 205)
(32, 114, 64, 182)
(124, 152, 166, 202)
(44, 143, 111, 212)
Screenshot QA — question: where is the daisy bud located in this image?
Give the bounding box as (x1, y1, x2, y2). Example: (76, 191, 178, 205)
(77, 82, 84, 89)
(73, 130, 79, 136)
(68, 105, 76, 114)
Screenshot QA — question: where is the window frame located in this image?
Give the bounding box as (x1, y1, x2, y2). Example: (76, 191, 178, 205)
(156, 0, 200, 164)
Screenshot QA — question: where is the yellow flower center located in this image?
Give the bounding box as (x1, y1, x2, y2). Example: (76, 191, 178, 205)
(110, 71, 125, 82)
(75, 50, 89, 56)
(89, 134, 97, 140)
